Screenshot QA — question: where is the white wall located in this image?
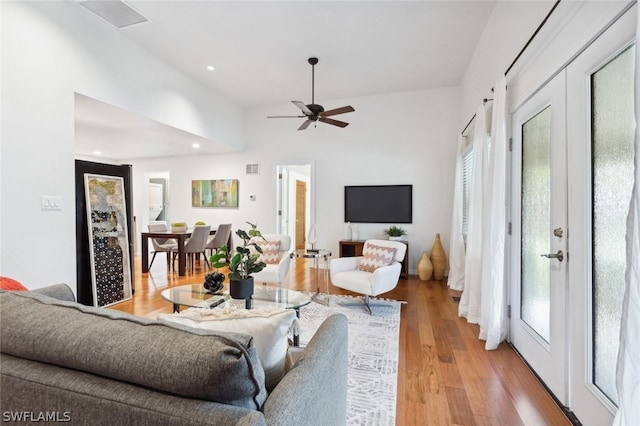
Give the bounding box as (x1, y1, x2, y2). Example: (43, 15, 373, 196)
(0, 2, 245, 290)
(129, 86, 461, 275)
(459, 1, 555, 129)
(459, 0, 633, 128)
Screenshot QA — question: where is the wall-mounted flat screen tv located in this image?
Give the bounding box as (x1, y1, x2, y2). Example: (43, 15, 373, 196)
(344, 185, 412, 223)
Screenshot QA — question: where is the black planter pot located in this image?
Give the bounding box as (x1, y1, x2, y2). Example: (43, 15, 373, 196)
(229, 277, 254, 301)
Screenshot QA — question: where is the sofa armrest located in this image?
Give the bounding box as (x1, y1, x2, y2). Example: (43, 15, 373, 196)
(330, 256, 361, 276)
(262, 314, 348, 425)
(29, 284, 76, 302)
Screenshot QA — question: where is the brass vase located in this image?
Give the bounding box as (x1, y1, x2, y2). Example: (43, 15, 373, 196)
(417, 252, 433, 281)
(430, 234, 447, 280)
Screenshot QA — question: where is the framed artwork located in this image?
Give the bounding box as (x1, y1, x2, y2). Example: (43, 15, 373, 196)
(84, 173, 132, 307)
(192, 179, 239, 208)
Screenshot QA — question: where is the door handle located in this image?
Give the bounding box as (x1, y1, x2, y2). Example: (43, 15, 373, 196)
(541, 250, 564, 262)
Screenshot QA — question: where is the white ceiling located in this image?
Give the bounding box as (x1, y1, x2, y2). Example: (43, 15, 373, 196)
(73, 0, 498, 160)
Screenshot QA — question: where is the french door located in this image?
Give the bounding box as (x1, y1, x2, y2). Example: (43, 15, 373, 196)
(565, 7, 635, 424)
(510, 6, 635, 424)
(511, 71, 568, 404)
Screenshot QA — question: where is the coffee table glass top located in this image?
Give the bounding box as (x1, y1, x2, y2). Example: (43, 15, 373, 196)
(161, 283, 312, 311)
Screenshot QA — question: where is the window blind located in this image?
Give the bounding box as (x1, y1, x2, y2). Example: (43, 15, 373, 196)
(461, 146, 474, 240)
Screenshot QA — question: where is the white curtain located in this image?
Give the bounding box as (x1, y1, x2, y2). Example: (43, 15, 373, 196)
(479, 76, 509, 350)
(459, 104, 488, 323)
(447, 134, 467, 291)
(613, 14, 640, 424)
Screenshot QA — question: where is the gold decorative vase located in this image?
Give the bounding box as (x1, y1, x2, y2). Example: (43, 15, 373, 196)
(430, 233, 447, 280)
(417, 252, 433, 281)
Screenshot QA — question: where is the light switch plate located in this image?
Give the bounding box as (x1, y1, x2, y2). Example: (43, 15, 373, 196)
(41, 196, 62, 211)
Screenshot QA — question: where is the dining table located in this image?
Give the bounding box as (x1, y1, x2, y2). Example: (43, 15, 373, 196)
(141, 227, 222, 276)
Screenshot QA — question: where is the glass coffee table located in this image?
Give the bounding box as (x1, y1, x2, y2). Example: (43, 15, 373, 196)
(161, 283, 312, 345)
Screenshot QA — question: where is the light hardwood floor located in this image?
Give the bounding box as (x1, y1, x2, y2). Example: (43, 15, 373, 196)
(111, 256, 571, 426)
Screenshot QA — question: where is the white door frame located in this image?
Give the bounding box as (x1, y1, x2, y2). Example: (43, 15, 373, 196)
(275, 161, 314, 247)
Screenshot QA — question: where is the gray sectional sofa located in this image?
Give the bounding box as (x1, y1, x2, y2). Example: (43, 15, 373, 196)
(0, 284, 348, 425)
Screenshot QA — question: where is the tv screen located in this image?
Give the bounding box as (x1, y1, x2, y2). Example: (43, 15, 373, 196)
(344, 185, 412, 223)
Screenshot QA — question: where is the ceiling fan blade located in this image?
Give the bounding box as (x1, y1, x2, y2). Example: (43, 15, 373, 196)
(292, 101, 313, 116)
(267, 115, 306, 118)
(319, 117, 349, 128)
(298, 119, 313, 131)
(319, 106, 355, 117)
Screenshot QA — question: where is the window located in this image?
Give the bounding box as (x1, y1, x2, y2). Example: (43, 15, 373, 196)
(461, 146, 474, 241)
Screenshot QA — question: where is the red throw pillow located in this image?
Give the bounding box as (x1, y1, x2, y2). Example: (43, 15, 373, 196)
(0, 276, 28, 291)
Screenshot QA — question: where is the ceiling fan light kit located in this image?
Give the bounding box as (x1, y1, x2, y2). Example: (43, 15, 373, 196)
(267, 57, 355, 130)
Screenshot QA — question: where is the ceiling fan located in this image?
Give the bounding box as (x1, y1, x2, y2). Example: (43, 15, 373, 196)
(267, 57, 355, 130)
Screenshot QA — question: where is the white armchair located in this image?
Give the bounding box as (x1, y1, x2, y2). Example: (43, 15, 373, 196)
(330, 239, 407, 314)
(250, 234, 292, 286)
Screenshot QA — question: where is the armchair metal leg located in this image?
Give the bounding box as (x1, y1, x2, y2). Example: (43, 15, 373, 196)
(363, 295, 372, 315)
(334, 294, 373, 314)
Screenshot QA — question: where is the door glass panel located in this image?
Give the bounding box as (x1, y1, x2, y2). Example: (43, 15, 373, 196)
(521, 106, 552, 342)
(591, 45, 635, 405)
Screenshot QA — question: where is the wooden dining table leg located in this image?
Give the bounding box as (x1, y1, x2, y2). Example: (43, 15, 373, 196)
(177, 234, 187, 276)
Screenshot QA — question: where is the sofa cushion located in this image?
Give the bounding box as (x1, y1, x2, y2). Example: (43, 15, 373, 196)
(358, 243, 398, 272)
(158, 306, 298, 392)
(0, 291, 267, 410)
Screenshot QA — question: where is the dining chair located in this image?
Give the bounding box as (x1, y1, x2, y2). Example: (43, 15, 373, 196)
(206, 224, 233, 257)
(174, 225, 211, 272)
(147, 222, 178, 269)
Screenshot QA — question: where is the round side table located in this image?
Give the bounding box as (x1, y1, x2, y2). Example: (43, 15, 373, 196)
(292, 249, 332, 305)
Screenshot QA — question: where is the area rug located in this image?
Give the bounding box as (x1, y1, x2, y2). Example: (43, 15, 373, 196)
(297, 294, 401, 426)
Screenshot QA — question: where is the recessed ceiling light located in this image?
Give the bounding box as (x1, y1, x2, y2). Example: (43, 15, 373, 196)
(192, 143, 200, 148)
(206, 65, 215, 71)
(93, 151, 101, 155)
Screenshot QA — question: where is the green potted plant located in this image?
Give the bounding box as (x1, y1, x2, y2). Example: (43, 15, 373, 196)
(209, 221, 267, 302)
(383, 225, 407, 241)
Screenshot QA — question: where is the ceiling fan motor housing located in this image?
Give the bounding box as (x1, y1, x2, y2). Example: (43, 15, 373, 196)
(307, 103, 324, 120)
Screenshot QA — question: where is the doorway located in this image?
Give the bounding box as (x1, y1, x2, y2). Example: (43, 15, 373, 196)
(509, 6, 635, 424)
(139, 172, 171, 258)
(276, 163, 313, 250)
(295, 180, 308, 250)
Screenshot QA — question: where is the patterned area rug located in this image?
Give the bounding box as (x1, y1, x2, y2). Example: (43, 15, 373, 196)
(297, 294, 401, 426)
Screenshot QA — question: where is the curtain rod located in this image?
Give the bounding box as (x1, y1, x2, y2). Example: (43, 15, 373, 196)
(505, 0, 562, 76)
(460, 0, 561, 136)
(460, 98, 493, 136)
